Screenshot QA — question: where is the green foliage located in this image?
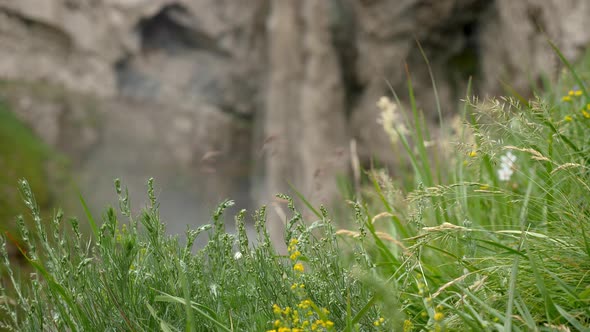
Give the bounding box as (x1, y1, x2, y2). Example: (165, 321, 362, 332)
(0, 179, 383, 331)
(0, 103, 52, 235)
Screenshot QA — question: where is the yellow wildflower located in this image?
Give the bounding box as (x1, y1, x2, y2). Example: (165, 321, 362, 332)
(417, 282, 425, 296)
(468, 150, 477, 157)
(568, 90, 575, 96)
(290, 250, 301, 261)
(583, 110, 590, 119)
(575, 90, 583, 96)
(562, 95, 572, 102)
(293, 262, 304, 273)
(373, 317, 385, 326)
(273, 304, 281, 314)
(298, 299, 312, 309)
(434, 312, 444, 321)
(403, 319, 413, 332)
(564, 115, 573, 122)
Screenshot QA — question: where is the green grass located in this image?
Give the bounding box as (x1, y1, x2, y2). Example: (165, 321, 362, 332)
(1, 179, 383, 331)
(2, 49, 590, 331)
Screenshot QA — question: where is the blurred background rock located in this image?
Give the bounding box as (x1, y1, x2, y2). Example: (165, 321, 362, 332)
(1, 0, 589, 242)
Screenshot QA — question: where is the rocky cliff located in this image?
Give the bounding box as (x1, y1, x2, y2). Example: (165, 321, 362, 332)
(1, 0, 589, 240)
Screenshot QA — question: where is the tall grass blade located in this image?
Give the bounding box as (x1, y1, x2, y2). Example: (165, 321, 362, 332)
(350, 294, 377, 326)
(177, 259, 196, 332)
(415, 39, 443, 129)
(155, 293, 231, 332)
(504, 245, 523, 331)
(514, 295, 537, 331)
(146, 302, 179, 332)
(404, 64, 434, 189)
(554, 304, 587, 331)
(287, 182, 322, 219)
(79, 193, 99, 240)
(527, 249, 556, 322)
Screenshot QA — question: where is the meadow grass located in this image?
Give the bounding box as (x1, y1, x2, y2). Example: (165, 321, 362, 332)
(2, 50, 590, 331)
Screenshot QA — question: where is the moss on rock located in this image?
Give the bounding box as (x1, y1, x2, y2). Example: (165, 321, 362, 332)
(0, 101, 54, 235)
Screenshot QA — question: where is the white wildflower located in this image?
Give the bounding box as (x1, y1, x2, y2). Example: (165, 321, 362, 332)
(377, 96, 395, 112)
(498, 151, 517, 181)
(209, 284, 218, 298)
(497, 167, 513, 182)
(376, 96, 407, 143)
(233, 251, 243, 260)
(501, 151, 517, 166)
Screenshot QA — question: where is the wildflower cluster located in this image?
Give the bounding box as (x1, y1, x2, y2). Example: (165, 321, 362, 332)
(560, 88, 582, 102)
(269, 301, 334, 332)
(568, 102, 590, 121)
(403, 319, 414, 332)
(288, 238, 304, 273)
(288, 239, 301, 262)
(373, 317, 385, 327)
(268, 239, 335, 332)
(560, 87, 590, 121)
(497, 151, 517, 182)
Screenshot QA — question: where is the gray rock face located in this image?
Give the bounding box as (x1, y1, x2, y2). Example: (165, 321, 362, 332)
(0, 0, 265, 232)
(1, 0, 589, 242)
